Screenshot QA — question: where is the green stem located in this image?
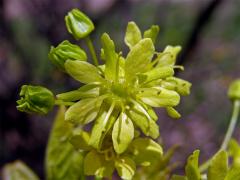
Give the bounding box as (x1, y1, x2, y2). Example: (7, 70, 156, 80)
(85, 36, 99, 66)
(199, 100, 240, 172)
(54, 99, 74, 106)
(220, 100, 240, 150)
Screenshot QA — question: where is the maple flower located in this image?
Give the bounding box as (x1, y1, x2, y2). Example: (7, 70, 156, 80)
(55, 21, 191, 154)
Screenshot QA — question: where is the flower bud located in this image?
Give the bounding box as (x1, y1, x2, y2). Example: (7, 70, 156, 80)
(65, 9, 94, 39)
(48, 40, 87, 71)
(228, 79, 240, 101)
(17, 85, 55, 114)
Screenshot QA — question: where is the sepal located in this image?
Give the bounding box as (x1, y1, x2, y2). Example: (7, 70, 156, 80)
(125, 21, 142, 49)
(143, 25, 160, 44)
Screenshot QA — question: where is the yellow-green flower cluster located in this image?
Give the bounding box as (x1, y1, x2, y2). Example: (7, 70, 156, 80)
(56, 21, 191, 155)
(17, 9, 191, 180)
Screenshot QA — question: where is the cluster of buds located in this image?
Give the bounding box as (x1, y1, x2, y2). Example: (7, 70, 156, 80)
(17, 9, 191, 179)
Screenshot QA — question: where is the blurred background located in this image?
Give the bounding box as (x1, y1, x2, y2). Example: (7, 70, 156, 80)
(0, 0, 240, 178)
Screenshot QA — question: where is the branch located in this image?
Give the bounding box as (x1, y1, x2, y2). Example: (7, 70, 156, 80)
(177, 0, 225, 66)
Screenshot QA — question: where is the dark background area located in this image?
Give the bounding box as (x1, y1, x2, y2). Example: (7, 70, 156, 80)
(0, 0, 240, 178)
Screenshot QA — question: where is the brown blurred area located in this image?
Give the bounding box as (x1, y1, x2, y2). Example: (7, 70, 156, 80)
(0, 0, 240, 178)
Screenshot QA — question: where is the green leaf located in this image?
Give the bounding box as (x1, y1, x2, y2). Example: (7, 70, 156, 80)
(69, 129, 91, 151)
(46, 106, 85, 180)
(65, 60, 103, 84)
(137, 87, 180, 107)
(228, 139, 240, 168)
(171, 175, 187, 180)
(65, 97, 104, 124)
(139, 66, 174, 84)
(128, 138, 163, 166)
(127, 103, 159, 139)
(89, 103, 118, 149)
(84, 150, 102, 176)
(84, 150, 114, 178)
(208, 151, 228, 180)
(112, 113, 134, 154)
(115, 156, 136, 180)
(143, 25, 160, 44)
(225, 167, 240, 180)
(65, 9, 94, 39)
(156, 46, 181, 67)
(2, 161, 39, 180)
(166, 107, 181, 119)
(57, 84, 99, 102)
(185, 150, 201, 180)
(101, 33, 118, 81)
(125, 21, 142, 49)
(125, 38, 154, 82)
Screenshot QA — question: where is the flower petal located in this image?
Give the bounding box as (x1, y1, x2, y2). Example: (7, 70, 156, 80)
(124, 21, 142, 49)
(65, 97, 104, 124)
(65, 60, 103, 84)
(137, 88, 180, 107)
(57, 84, 99, 102)
(127, 103, 159, 139)
(89, 102, 118, 150)
(128, 110, 159, 139)
(163, 77, 192, 96)
(112, 113, 134, 154)
(127, 138, 163, 166)
(125, 39, 154, 82)
(156, 46, 181, 67)
(101, 33, 118, 81)
(84, 150, 114, 178)
(166, 107, 181, 119)
(139, 66, 174, 84)
(115, 156, 136, 180)
(143, 25, 160, 44)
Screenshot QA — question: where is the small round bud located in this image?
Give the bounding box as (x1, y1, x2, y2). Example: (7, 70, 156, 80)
(228, 79, 240, 101)
(65, 9, 94, 39)
(48, 40, 87, 71)
(17, 85, 55, 114)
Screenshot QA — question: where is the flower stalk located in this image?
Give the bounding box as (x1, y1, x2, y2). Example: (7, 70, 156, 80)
(221, 100, 240, 150)
(85, 36, 99, 66)
(199, 100, 240, 173)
